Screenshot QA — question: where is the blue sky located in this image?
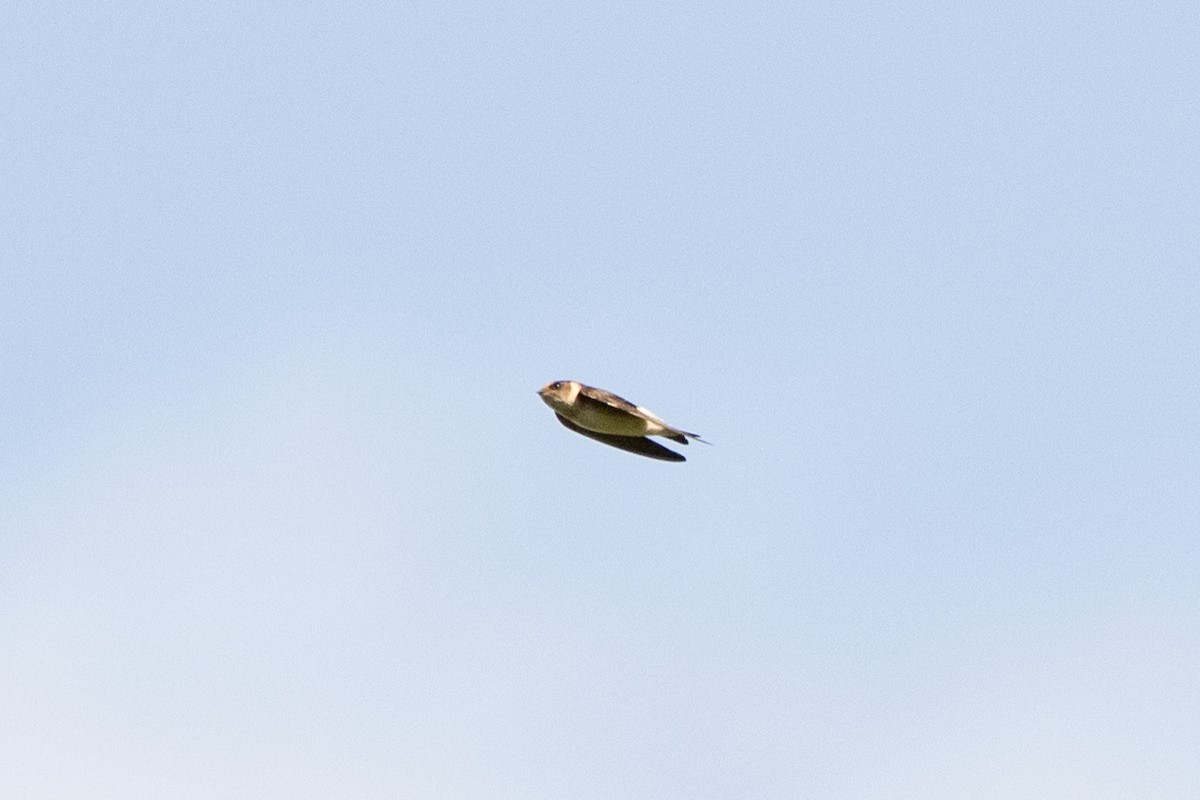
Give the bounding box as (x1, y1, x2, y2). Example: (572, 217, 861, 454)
(3, 2, 1198, 797)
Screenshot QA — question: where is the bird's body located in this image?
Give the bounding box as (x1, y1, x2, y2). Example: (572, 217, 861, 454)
(537, 380, 707, 461)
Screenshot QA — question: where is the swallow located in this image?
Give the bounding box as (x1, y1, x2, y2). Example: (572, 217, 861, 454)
(537, 380, 708, 462)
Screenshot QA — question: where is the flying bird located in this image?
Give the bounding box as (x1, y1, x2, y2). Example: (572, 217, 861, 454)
(537, 380, 708, 462)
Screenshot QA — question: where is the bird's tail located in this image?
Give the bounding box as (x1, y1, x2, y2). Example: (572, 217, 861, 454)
(666, 429, 712, 446)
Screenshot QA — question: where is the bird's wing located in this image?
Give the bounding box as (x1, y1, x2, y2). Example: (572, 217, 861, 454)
(576, 385, 701, 443)
(555, 414, 686, 462)
(577, 385, 643, 415)
(577, 384, 677, 426)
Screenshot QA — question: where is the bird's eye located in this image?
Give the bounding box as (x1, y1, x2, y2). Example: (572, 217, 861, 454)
(551, 382, 562, 389)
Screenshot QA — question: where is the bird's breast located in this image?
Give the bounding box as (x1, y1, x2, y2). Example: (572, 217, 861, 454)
(567, 404, 649, 436)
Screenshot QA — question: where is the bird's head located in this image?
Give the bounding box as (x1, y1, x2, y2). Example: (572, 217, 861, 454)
(537, 380, 577, 411)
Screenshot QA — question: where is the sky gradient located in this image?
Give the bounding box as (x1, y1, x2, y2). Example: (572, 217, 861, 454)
(3, 2, 1199, 798)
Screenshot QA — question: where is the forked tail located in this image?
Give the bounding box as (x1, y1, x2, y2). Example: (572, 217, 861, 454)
(666, 429, 712, 446)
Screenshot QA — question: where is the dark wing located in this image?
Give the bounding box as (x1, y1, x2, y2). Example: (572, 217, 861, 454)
(578, 385, 696, 445)
(576, 385, 643, 416)
(555, 414, 686, 462)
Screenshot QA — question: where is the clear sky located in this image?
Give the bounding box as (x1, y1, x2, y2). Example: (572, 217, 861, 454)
(3, 2, 1198, 798)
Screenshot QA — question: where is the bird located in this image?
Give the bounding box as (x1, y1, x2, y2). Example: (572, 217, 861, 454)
(537, 380, 708, 462)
